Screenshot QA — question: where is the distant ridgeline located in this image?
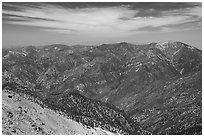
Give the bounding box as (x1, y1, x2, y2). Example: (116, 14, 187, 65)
(2, 41, 202, 135)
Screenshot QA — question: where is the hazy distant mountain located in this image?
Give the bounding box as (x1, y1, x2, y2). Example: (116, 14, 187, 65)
(2, 41, 202, 135)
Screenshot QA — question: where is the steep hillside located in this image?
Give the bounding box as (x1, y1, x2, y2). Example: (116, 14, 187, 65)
(2, 89, 116, 135)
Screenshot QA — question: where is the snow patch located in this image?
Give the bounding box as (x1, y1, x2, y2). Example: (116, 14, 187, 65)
(185, 44, 196, 50)
(135, 62, 143, 67)
(180, 68, 185, 74)
(156, 42, 169, 50)
(173, 49, 181, 55)
(135, 68, 140, 72)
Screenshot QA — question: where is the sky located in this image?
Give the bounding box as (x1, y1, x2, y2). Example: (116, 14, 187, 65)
(2, 2, 202, 49)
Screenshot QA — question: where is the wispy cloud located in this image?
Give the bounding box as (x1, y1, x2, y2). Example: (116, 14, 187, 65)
(2, 2, 202, 36)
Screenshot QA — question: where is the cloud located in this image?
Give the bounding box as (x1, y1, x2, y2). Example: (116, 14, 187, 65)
(2, 2, 202, 36)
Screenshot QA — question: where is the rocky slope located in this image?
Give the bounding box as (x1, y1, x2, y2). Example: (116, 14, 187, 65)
(2, 41, 202, 134)
(2, 89, 116, 135)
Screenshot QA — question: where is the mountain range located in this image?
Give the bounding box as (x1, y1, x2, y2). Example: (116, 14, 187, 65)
(2, 41, 202, 135)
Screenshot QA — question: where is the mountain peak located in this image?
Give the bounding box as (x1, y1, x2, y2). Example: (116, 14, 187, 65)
(155, 41, 197, 51)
